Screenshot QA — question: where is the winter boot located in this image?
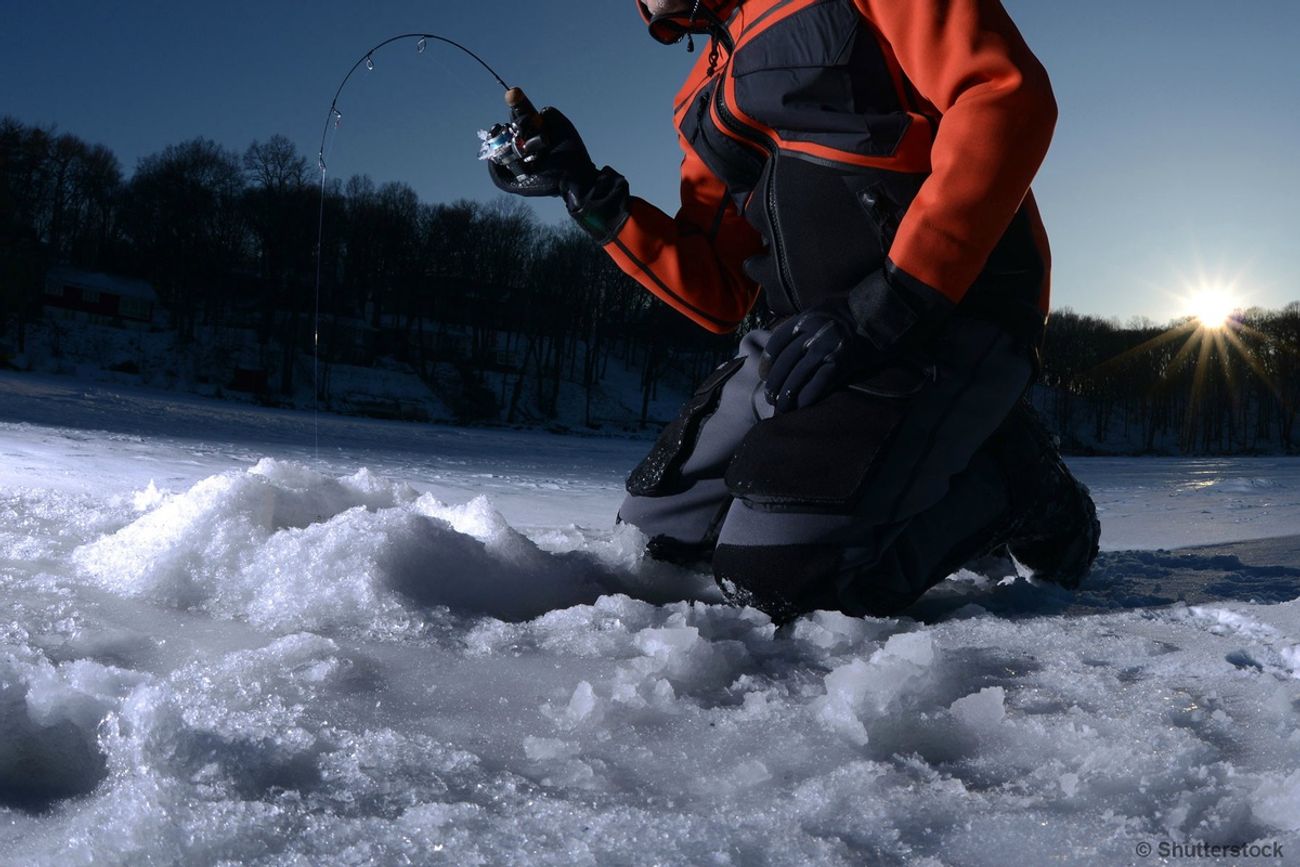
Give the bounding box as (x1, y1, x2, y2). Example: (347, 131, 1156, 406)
(987, 400, 1100, 589)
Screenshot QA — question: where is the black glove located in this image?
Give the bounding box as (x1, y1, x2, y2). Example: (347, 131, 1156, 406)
(487, 106, 597, 199)
(486, 107, 630, 244)
(759, 298, 877, 414)
(759, 267, 955, 413)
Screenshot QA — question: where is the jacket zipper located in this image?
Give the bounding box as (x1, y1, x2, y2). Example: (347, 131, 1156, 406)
(711, 76, 799, 309)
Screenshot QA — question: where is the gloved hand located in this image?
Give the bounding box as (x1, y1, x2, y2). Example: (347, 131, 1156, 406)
(759, 297, 880, 413)
(486, 107, 597, 201)
(759, 267, 956, 413)
(486, 106, 631, 244)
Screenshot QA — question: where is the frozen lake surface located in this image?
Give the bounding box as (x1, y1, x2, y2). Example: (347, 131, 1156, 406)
(2, 372, 1298, 865)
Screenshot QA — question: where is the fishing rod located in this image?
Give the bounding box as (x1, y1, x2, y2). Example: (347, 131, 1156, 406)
(315, 33, 510, 176)
(311, 33, 540, 461)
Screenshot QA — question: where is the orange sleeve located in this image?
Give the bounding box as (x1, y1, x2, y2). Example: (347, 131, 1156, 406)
(602, 139, 765, 334)
(854, 0, 1057, 301)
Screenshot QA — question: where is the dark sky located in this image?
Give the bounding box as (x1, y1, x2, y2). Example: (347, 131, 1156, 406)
(3, 0, 1298, 321)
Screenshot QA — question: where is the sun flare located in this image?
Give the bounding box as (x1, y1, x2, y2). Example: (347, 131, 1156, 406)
(1185, 287, 1238, 330)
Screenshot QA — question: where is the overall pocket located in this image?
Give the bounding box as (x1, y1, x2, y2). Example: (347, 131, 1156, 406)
(626, 356, 747, 498)
(724, 364, 920, 512)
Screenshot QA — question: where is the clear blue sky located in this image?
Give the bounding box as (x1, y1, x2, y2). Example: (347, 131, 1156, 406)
(3, 0, 1297, 323)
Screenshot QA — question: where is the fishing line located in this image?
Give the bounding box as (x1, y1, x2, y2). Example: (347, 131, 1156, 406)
(312, 33, 510, 461)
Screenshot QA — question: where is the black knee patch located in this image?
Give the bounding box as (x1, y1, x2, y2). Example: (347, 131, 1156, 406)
(724, 376, 915, 512)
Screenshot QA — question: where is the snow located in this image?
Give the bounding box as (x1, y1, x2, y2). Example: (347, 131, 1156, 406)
(2, 369, 1300, 865)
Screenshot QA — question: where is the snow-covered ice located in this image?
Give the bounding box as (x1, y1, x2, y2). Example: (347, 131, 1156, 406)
(2, 371, 1299, 865)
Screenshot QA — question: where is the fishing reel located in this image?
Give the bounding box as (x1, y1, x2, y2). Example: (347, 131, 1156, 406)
(478, 88, 549, 181)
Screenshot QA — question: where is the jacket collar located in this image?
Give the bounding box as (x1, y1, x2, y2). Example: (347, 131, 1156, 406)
(636, 1, 741, 48)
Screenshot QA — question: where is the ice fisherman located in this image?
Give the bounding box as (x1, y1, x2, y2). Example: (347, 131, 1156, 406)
(488, 0, 1100, 622)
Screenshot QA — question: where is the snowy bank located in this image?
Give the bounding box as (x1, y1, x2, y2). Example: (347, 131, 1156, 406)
(2, 372, 1299, 864)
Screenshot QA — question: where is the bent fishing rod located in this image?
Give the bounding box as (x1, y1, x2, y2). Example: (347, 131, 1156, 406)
(311, 32, 544, 460)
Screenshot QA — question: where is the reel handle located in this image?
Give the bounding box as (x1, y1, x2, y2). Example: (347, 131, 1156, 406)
(505, 87, 546, 154)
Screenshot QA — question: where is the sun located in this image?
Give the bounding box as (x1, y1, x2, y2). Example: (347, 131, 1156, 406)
(1185, 286, 1238, 330)
(1092, 270, 1269, 453)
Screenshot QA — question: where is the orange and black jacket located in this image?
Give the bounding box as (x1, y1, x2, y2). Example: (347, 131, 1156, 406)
(573, 0, 1056, 343)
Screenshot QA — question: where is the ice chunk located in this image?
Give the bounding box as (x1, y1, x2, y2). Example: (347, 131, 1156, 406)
(814, 659, 872, 746)
(619, 623, 753, 705)
(523, 736, 577, 762)
(823, 659, 872, 708)
(562, 681, 597, 727)
(811, 630, 941, 745)
(131, 480, 167, 512)
(789, 610, 874, 650)
(0, 652, 145, 809)
(1252, 769, 1300, 831)
(633, 625, 701, 659)
(860, 631, 937, 714)
(100, 633, 350, 800)
(876, 630, 935, 667)
(949, 686, 1007, 730)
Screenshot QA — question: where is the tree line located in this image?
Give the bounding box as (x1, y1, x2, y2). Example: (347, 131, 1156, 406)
(0, 117, 736, 427)
(2, 117, 1298, 451)
(1038, 307, 1300, 454)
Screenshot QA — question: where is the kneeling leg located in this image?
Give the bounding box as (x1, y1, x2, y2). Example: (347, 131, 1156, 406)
(617, 331, 770, 566)
(713, 318, 1033, 621)
(713, 448, 1013, 620)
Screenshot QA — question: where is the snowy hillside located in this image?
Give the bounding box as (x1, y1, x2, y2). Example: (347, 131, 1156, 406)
(5, 317, 698, 433)
(2, 371, 1299, 865)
